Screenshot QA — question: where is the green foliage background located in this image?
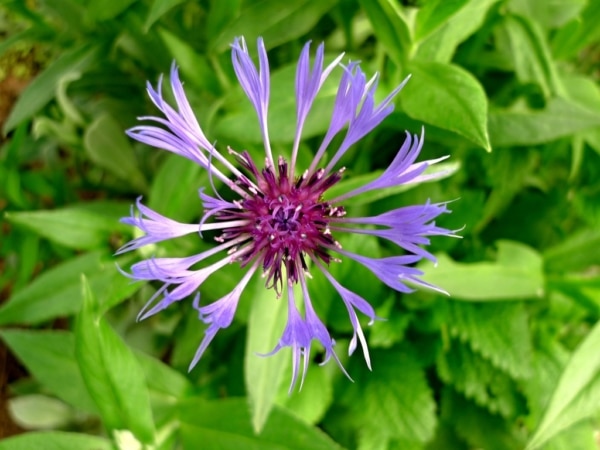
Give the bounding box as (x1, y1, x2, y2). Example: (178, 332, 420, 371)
(1, 0, 599, 449)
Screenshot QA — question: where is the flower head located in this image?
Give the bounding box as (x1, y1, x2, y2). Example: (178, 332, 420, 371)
(121, 37, 455, 390)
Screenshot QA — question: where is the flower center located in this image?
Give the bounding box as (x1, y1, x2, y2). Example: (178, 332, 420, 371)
(212, 151, 345, 295)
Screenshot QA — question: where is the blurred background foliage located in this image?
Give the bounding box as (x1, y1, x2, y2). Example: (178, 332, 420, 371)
(0, 0, 600, 449)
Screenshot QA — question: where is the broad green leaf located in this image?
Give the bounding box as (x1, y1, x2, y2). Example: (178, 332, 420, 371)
(0, 330, 97, 414)
(508, 0, 587, 29)
(415, 0, 469, 42)
(3, 44, 100, 134)
(245, 277, 290, 433)
(420, 240, 544, 300)
(437, 339, 523, 417)
(134, 350, 193, 398)
(75, 276, 155, 444)
(402, 60, 490, 151)
(489, 97, 600, 147)
(0, 251, 139, 325)
(416, 0, 500, 62)
(0, 431, 112, 450)
(144, 0, 186, 30)
(526, 320, 600, 450)
(84, 113, 148, 191)
(211, 0, 337, 52)
(178, 397, 342, 450)
(8, 394, 73, 429)
(446, 301, 532, 379)
(495, 14, 563, 98)
(275, 363, 333, 425)
(4, 201, 130, 251)
(158, 28, 220, 93)
(215, 57, 340, 144)
(441, 389, 525, 450)
(543, 228, 600, 273)
(345, 349, 436, 447)
(359, 0, 412, 65)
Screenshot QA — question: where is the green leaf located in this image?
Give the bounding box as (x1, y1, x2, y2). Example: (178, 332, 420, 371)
(359, 0, 412, 65)
(543, 228, 600, 273)
(508, 0, 587, 29)
(552, 0, 600, 59)
(8, 394, 73, 429)
(402, 60, 490, 151)
(495, 14, 563, 98)
(275, 363, 333, 425)
(144, 0, 186, 30)
(134, 350, 193, 398)
(0, 329, 98, 414)
(489, 97, 600, 147)
(345, 350, 436, 447)
(526, 320, 600, 450)
(4, 201, 130, 251)
(86, 0, 137, 21)
(415, 0, 469, 42)
(3, 44, 100, 134)
(421, 240, 545, 300)
(158, 28, 220, 93)
(446, 301, 532, 379)
(0, 251, 139, 325)
(211, 0, 337, 52)
(178, 397, 343, 450)
(75, 276, 155, 444)
(245, 277, 290, 433)
(206, 0, 242, 39)
(437, 339, 523, 417)
(415, 0, 500, 62)
(0, 431, 112, 450)
(148, 153, 208, 223)
(84, 113, 148, 191)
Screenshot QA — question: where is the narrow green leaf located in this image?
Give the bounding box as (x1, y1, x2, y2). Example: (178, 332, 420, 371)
(178, 397, 342, 450)
(158, 28, 220, 93)
(206, 0, 242, 39)
(211, 0, 337, 52)
(415, 0, 469, 42)
(3, 45, 100, 134)
(489, 98, 600, 147)
(402, 60, 490, 151)
(416, 0, 500, 62)
(359, 0, 412, 65)
(84, 114, 147, 191)
(75, 276, 155, 443)
(543, 228, 600, 273)
(144, 0, 186, 30)
(245, 278, 290, 433)
(4, 201, 130, 251)
(552, 0, 600, 58)
(86, 0, 137, 21)
(420, 240, 544, 300)
(0, 251, 139, 325)
(0, 329, 97, 413)
(134, 350, 193, 398)
(0, 431, 112, 450)
(496, 14, 563, 98)
(526, 320, 600, 450)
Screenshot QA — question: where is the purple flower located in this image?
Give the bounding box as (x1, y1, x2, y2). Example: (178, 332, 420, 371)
(120, 37, 455, 390)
